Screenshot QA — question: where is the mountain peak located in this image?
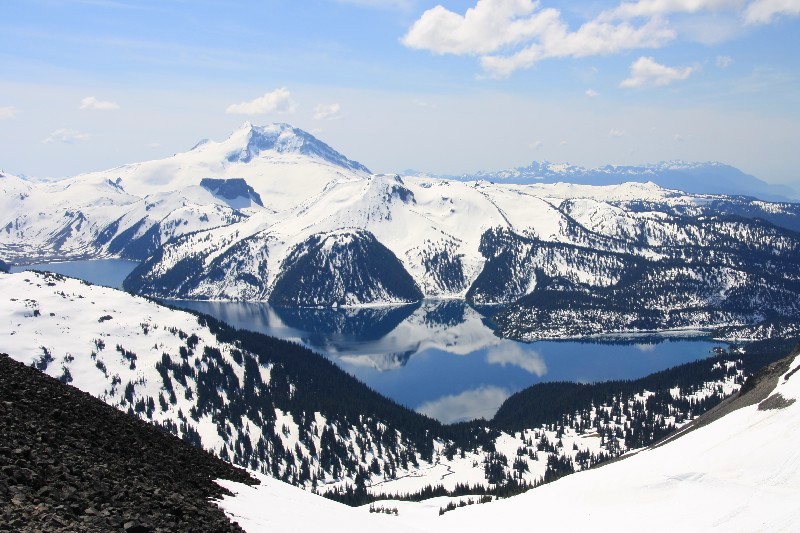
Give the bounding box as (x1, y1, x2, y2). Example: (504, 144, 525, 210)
(221, 122, 371, 174)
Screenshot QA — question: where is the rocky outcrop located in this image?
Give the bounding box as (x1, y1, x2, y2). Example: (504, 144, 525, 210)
(0, 353, 256, 532)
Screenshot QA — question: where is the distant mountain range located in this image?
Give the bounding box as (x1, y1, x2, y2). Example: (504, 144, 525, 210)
(2, 122, 800, 340)
(411, 160, 797, 201)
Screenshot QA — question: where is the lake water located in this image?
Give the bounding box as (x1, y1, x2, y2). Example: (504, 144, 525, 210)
(11, 259, 725, 423)
(10, 258, 140, 289)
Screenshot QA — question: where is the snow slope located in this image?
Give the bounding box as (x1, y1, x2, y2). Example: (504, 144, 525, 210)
(434, 351, 800, 532)
(218, 350, 800, 532)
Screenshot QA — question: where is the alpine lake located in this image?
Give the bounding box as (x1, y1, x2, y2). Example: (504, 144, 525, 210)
(13, 259, 726, 423)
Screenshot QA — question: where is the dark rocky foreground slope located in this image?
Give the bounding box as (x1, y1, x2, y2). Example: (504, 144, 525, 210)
(0, 353, 256, 532)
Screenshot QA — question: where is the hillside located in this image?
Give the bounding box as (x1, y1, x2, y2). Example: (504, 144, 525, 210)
(0, 353, 255, 532)
(217, 347, 800, 532)
(3, 270, 793, 502)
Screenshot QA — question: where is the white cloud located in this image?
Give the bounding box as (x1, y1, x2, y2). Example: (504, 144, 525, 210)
(79, 96, 119, 110)
(403, 0, 675, 77)
(585, 88, 600, 97)
(417, 386, 510, 423)
(402, 0, 549, 55)
(43, 128, 90, 144)
(609, 128, 627, 137)
(529, 139, 544, 149)
(485, 344, 548, 375)
(674, 133, 686, 142)
(226, 87, 296, 115)
(620, 56, 695, 87)
(716, 54, 734, 67)
(0, 106, 20, 119)
(313, 103, 343, 120)
(744, 0, 800, 24)
(484, 16, 675, 78)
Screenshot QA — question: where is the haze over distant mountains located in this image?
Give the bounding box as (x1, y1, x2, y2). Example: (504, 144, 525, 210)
(406, 160, 797, 202)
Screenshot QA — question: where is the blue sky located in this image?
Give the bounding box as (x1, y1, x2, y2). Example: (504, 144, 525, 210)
(1, 0, 799, 187)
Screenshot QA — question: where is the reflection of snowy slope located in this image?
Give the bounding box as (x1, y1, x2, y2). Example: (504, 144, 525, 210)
(320, 301, 505, 371)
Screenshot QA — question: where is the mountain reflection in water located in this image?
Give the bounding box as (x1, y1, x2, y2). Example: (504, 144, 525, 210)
(8, 259, 723, 424)
(171, 299, 723, 423)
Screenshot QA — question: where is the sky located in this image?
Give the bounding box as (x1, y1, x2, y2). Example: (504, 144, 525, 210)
(1, 0, 799, 188)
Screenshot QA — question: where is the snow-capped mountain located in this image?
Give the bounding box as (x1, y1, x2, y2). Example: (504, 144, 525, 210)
(123, 172, 800, 338)
(436, 160, 796, 201)
(72, 122, 370, 206)
(0, 123, 368, 263)
(4, 124, 800, 339)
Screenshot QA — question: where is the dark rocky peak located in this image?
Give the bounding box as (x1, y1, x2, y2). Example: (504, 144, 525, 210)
(200, 177, 264, 207)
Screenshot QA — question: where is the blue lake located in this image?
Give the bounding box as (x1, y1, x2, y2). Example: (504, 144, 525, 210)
(11, 259, 140, 289)
(11, 259, 725, 423)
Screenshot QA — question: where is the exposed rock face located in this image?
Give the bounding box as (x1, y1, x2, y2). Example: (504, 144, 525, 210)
(200, 178, 264, 208)
(0, 353, 256, 532)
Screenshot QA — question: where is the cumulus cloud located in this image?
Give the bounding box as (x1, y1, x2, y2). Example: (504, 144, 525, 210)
(585, 88, 600, 97)
(417, 386, 510, 424)
(402, 0, 556, 55)
(226, 87, 296, 115)
(79, 96, 119, 110)
(744, 0, 800, 24)
(0, 106, 20, 119)
(529, 139, 544, 149)
(485, 344, 547, 376)
(313, 103, 343, 120)
(716, 54, 734, 67)
(403, 0, 675, 77)
(620, 56, 695, 87)
(43, 128, 90, 144)
(402, 0, 799, 77)
(609, 128, 627, 137)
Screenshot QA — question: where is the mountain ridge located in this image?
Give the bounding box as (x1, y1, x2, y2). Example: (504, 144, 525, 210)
(419, 159, 796, 201)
